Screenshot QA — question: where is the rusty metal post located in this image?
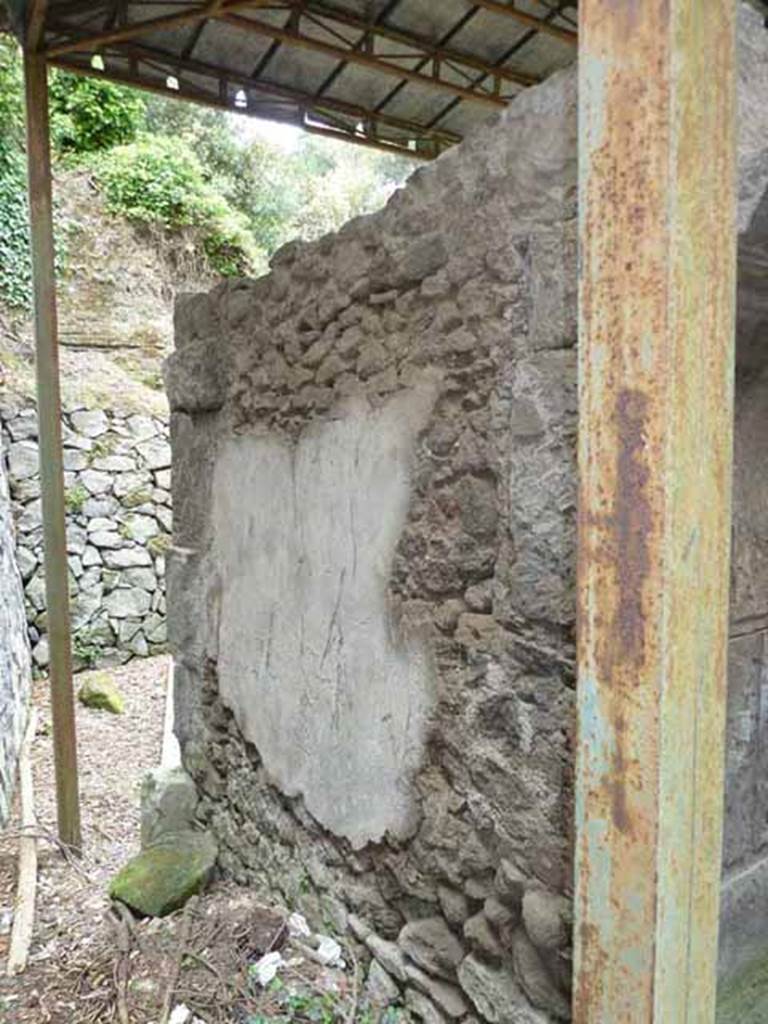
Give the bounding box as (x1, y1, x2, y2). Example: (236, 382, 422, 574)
(574, 2, 736, 1020)
(23, 50, 82, 853)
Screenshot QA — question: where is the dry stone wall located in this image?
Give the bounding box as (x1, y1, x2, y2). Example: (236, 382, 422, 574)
(168, 7, 768, 1022)
(0, 432, 31, 827)
(0, 403, 171, 671)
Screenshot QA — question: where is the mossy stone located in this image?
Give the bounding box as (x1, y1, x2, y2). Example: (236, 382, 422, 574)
(78, 673, 124, 714)
(109, 830, 217, 917)
(717, 950, 768, 1023)
(147, 533, 172, 557)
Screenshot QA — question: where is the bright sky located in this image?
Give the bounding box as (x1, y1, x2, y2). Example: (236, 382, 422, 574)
(231, 113, 303, 152)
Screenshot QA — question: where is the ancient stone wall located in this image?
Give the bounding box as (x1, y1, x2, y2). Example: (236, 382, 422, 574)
(0, 404, 171, 671)
(0, 431, 31, 827)
(168, 7, 768, 1021)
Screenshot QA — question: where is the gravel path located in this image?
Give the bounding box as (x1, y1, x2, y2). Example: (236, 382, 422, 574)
(0, 655, 168, 1022)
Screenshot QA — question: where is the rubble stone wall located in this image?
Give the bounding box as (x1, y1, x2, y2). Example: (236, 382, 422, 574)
(0, 432, 31, 827)
(0, 404, 171, 671)
(168, 7, 768, 1021)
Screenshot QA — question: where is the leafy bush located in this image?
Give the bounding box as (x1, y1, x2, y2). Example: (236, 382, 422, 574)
(143, 93, 412, 258)
(0, 146, 31, 308)
(0, 38, 71, 309)
(0, 38, 31, 308)
(93, 134, 257, 275)
(65, 484, 88, 513)
(48, 72, 145, 155)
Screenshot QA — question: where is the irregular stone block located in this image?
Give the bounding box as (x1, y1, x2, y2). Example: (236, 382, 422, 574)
(495, 860, 526, 910)
(7, 409, 38, 441)
(89, 530, 122, 549)
(367, 934, 408, 983)
(78, 672, 124, 714)
(137, 439, 172, 471)
(104, 548, 152, 569)
(91, 455, 136, 472)
(365, 959, 400, 1008)
(457, 955, 548, 1024)
(0, 438, 31, 825)
(437, 885, 470, 928)
(511, 929, 570, 1021)
(463, 912, 503, 964)
(521, 889, 568, 952)
(104, 586, 152, 618)
(123, 513, 160, 543)
(109, 830, 217, 917)
(8, 440, 39, 480)
(405, 963, 469, 1018)
(399, 918, 465, 980)
(126, 414, 159, 440)
(71, 410, 109, 437)
(141, 767, 199, 847)
(80, 469, 112, 496)
(405, 988, 447, 1024)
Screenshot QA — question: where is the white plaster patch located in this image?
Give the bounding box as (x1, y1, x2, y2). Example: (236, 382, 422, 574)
(211, 385, 438, 848)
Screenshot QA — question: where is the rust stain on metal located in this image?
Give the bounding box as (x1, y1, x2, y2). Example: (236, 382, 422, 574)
(575, 0, 736, 1020)
(612, 389, 652, 670)
(608, 712, 630, 835)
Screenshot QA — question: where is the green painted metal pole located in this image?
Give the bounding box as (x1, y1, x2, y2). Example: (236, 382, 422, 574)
(574, 2, 736, 1020)
(23, 50, 82, 854)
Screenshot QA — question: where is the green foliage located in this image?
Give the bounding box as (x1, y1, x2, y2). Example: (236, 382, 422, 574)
(0, 37, 31, 308)
(143, 94, 413, 260)
(89, 435, 116, 460)
(147, 533, 172, 556)
(0, 38, 71, 309)
(0, 35, 23, 143)
(65, 483, 88, 513)
(0, 33, 412, 310)
(48, 71, 145, 155)
(247, 979, 342, 1024)
(93, 134, 257, 275)
(0, 143, 30, 308)
(73, 631, 103, 670)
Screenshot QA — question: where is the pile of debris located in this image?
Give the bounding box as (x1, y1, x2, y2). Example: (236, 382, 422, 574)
(92, 885, 370, 1024)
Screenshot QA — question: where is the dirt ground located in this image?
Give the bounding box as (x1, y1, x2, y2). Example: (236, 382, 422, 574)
(0, 656, 167, 1021)
(0, 657, 367, 1024)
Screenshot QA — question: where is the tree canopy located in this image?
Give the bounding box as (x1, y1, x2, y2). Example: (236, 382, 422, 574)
(0, 35, 413, 307)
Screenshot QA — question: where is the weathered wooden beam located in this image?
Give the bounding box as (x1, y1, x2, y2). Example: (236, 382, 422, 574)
(218, 12, 507, 106)
(25, 0, 49, 50)
(471, 0, 576, 46)
(293, 1, 538, 88)
(574, 2, 736, 1020)
(47, 54, 438, 158)
(23, 51, 82, 854)
(46, 0, 271, 56)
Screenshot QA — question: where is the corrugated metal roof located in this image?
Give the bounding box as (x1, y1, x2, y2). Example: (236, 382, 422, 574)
(22, 0, 577, 158)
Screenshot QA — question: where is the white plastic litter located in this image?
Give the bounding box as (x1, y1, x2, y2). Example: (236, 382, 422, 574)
(168, 1007, 192, 1024)
(251, 950, 285, 987)
(287, 912, 311, 938)
(315, 935, 343, 967)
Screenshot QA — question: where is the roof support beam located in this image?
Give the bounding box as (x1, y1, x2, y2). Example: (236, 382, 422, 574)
(47, 0, 538, 90)
(124, 37, 460, 141)
(574, 1, 736, 1019)
(47, 0, 514, 108)
(470, 0, 576, 45)
(25, 0, 49, 49)
(291, 1, 538, 88)
(49, 47, 448, 155)
(217, 11, 508, 106)
(22, 50, 82, 854)
(46, 0, 273, 56)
